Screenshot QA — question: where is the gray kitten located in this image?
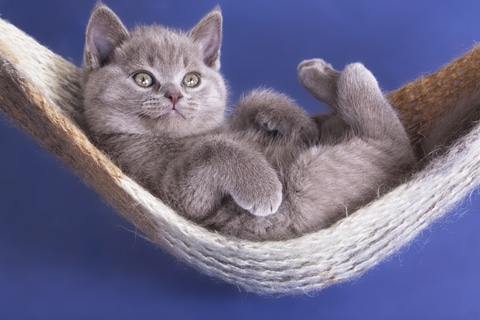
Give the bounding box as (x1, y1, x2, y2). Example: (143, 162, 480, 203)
(82, 4, 415, 241)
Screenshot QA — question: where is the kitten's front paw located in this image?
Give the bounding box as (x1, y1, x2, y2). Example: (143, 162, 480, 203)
(297, 59, 340, 105)
(235, 90, 318, 143)
(255, 105, 316, 142)
(232, 168, 283, 217)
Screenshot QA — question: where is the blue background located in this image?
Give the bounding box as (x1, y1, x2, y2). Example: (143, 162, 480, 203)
(1, 0, 480, 319)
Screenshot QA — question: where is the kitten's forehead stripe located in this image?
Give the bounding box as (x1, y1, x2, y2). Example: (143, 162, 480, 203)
(183, 56, 190, 69)
(147, 53, 156, 69)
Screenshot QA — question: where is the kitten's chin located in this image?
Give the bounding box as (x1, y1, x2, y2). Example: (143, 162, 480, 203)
(146, 116, 221, 138)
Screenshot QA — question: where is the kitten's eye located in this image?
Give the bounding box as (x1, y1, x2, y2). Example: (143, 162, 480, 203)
(133, 72, 155, 88)
(182, 72, 200, 88)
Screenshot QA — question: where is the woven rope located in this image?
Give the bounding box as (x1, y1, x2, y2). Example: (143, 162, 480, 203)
(1, 18, 480, 294)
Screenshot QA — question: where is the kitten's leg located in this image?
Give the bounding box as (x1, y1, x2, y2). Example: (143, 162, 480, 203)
(286, 60, 415, 234)
(286, 138, 413, 234)
(337, 62, 415, 147)
(297, 59, 349, 142)
(299, 59, 410, 144)
(167, 137, 283, 219)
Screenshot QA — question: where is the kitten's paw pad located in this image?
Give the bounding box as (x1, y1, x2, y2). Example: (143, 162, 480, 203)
(298, 58, 335, 79)
(297, 59, 340, 104)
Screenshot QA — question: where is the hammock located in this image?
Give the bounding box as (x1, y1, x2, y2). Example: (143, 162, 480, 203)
(1, 18, 480, 295)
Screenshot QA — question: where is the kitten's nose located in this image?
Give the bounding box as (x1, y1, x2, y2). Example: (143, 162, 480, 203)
(165, 91, 183, 107)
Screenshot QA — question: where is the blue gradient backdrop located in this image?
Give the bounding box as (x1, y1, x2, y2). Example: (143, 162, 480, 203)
(1, 1, 479, 319)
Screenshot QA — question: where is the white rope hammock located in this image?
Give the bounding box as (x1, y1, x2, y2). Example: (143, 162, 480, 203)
(1, 18, 480, 295)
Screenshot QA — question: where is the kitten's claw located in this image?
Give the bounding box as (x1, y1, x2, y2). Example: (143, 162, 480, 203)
(297, 58, 340, 106)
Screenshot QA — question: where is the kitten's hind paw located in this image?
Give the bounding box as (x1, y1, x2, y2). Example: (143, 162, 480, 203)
(297, 59, 340, 106)
(298, 58, 335, 75)
(338, 62, 380, 98)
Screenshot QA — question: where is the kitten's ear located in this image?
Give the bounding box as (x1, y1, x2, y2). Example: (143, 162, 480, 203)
(188, 7, 223, 70)
(84, 3, 129, 71)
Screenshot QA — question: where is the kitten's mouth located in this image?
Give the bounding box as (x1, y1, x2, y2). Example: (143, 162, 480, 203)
(155, 109, 186, 120)
(140, 105, 186, 120)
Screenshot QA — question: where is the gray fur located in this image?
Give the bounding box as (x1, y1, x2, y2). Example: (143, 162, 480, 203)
(82, 4, 415, 241)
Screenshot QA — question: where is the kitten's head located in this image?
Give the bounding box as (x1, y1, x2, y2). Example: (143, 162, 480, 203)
(82, 4, 227, 138)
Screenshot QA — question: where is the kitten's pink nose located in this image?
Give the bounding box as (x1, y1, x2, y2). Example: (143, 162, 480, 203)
(165, 91, 183, 108)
